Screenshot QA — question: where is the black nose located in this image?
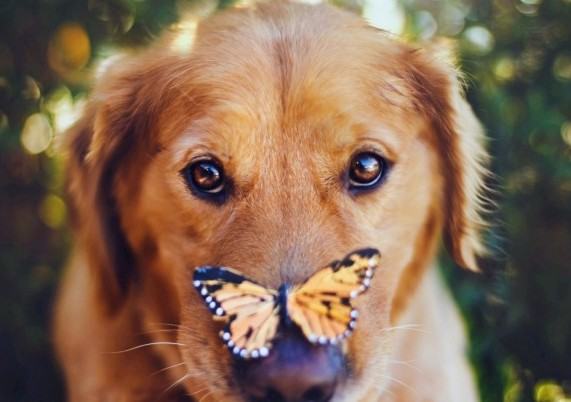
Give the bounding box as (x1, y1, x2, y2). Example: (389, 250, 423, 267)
(236, 330, 344, 402)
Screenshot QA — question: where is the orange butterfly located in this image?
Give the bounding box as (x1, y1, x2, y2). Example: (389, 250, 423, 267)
(192, 248, 380, 359)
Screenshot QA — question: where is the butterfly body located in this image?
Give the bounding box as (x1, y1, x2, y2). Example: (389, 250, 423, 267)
(193, 248, 380, 360)
(277, 284, 291, 327)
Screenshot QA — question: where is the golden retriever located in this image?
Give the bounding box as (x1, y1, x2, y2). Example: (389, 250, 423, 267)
(54, 2, 488, 401)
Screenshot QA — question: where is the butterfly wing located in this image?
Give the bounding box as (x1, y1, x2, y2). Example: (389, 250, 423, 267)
(193, 267, 279, 359)
(287, 248, 380, 345)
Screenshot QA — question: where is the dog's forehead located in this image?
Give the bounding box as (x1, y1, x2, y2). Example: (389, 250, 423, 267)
(163, 52, 421, 172)
(160, 3, 423, 145)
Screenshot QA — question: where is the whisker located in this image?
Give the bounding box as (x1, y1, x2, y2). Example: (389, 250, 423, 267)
(385, 358, 421, 373)
(150, 361, 186, 377)
(190, 385, 212, 397)
(198, 390, 215, 402)
(162, 372, 194, 396)
(107, 341, 185, 354)
(161, 370, 211, 397)
(147, 322, 193, 332)
(142, 328, 179, 335)
(380, 324, 428, 335)
(377, 373, 418, 396)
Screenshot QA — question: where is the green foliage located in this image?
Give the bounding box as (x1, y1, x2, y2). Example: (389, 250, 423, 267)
(1, 2, 185, 400)
(0, 0, 570, 401)
(401, 0, 571, 400)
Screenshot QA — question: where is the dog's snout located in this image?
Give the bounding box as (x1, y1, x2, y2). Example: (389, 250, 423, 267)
(237, 331, 344, 402)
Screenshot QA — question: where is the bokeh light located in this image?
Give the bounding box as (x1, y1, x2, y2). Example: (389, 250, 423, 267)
(494, 56, 516, 82)
(0, 112, 8, 131)
(553, 54, 571, 81)
(437, 4, 467, 36)
(504, 381, 523, 402)
(22, 76, 41, 100)
(362, 0, 405, 35)
(39, 194, 67, 229)
(463, 25, 495, 55)
(415, 10, 438, 40)
(20, 113, 53, 155)
(45, 86, 84, 135)
(48, 23, 91, 77)
(170, 19, 199, 54)
(561, 122, 571, 147)
(535, 380, 571, 402)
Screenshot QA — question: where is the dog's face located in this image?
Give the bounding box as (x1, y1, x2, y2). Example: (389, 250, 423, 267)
(66, 3, 487, 401)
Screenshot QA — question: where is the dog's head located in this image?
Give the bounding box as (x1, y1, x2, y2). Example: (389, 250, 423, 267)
(65, 2, 487, 401)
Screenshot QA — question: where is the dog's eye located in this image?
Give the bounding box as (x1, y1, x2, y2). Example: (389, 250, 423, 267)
(183, 158, 226, 199)
(348, 152, 387, 191)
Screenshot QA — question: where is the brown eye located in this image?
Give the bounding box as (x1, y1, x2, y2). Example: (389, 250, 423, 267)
(183, 158, 226, 199)
(348, 152, 386, 190)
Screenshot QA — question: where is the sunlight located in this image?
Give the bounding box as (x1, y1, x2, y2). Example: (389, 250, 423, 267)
(171, 19, 199, 55)
(362, 0, 405, 35)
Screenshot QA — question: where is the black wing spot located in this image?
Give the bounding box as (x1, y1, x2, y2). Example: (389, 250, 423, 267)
(339, 257, 356, 268)
(206, 284, 223, 293)
(245, 327, 254, 340)
(193, 267, 247, 284)
(354, 248, 380, 258)
(330, 259, 342, 272)
(338, 248, 380, 268)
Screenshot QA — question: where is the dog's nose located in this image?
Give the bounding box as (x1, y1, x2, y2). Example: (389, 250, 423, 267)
(237, 331, 344, 402)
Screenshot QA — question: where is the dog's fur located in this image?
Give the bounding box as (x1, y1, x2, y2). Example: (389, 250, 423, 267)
(53, 2, 488, 401)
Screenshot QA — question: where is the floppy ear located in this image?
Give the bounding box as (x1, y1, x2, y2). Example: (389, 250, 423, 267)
(407, 42, 490, 271)
(65, 57, 162, 312)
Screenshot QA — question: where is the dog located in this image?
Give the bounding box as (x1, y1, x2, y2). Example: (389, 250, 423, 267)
(53, 2, 488, 401)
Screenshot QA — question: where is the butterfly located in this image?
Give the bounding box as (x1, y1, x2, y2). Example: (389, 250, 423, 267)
(192, 248, 380, 360)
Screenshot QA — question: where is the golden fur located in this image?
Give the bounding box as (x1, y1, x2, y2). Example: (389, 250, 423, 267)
(54, 2, 488, 401)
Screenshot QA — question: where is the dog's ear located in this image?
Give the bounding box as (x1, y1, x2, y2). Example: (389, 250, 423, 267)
(406, 41, 490, 271)
(65, 56, 164, 312)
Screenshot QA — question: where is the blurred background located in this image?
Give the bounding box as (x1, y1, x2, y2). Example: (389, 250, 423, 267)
(0, 0, 569, 401)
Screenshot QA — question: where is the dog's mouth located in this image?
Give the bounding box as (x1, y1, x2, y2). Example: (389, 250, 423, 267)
(227, 326, 347, 402)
